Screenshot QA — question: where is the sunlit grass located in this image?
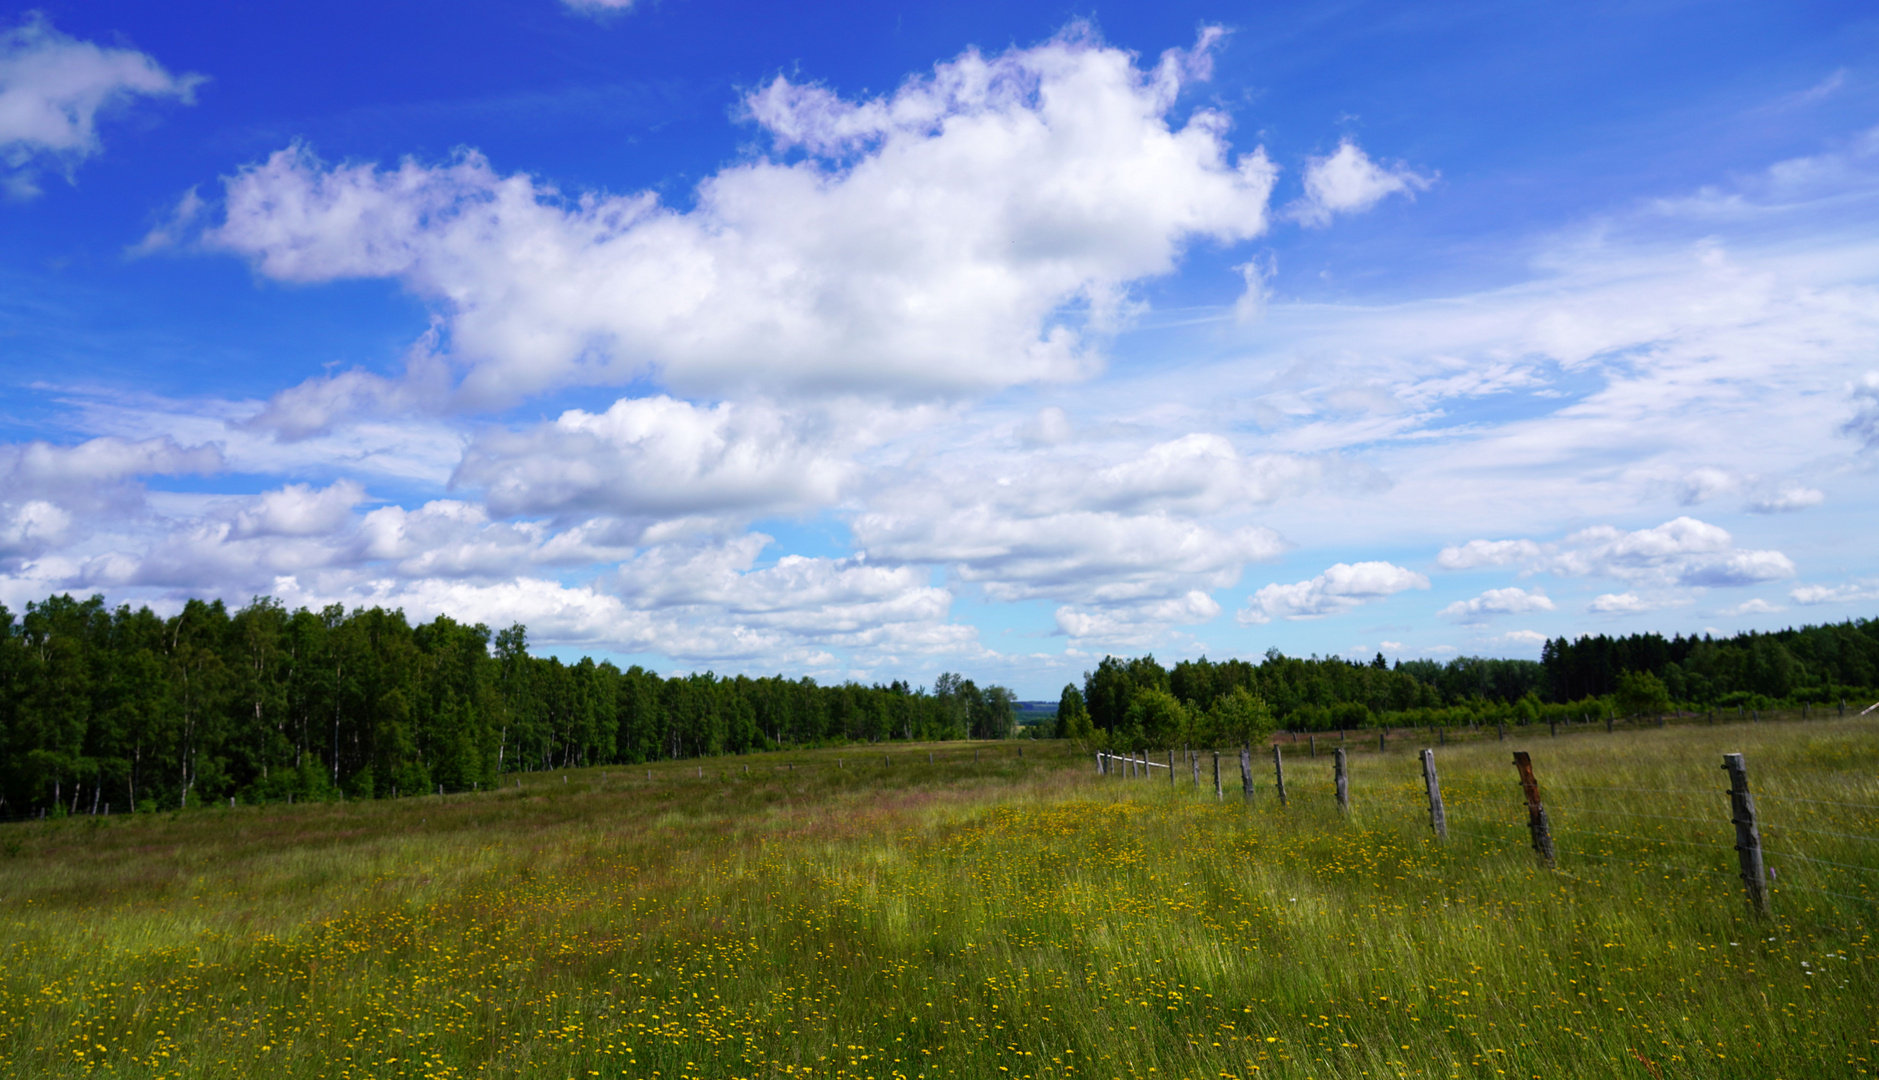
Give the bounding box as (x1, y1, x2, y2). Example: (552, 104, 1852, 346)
(2, 725, 1874, 1078)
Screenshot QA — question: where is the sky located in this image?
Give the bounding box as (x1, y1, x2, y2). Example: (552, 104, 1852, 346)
(2, 0, 1877, 697)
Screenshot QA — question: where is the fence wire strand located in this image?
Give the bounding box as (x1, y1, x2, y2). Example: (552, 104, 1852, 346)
(1759, 822, 1879, 845)
(1762, 849, 1879, 877)
(1549, 806, 1722, 826)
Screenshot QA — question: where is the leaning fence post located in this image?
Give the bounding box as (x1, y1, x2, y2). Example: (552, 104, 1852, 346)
(1512, 751, 1556, 868)
(1239, 744, 1252, 803)
(1212, 751, 1221, 800)
(1095, 752, 1102, 776)
(1272, 746, 1288, 808)
(1334, 747, 1349, 814)
(1420, 749, 1447, 839)
(1723, 753, 1770, 916)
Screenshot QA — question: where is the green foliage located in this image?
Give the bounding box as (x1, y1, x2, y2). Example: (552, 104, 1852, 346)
(1121, 687, 1187, 749)
(1055, 684, 1093, 741)
(1202, 686, 1275, 746)
(1614, 669, 1672, 717)
(0, 593, 1018, 817)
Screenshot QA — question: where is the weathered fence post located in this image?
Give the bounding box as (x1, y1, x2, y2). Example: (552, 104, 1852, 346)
(1094, 752, 1102, 776)
(1212, 751, 1222, 800)
(1169, 748, 1176, 787)
(930, 751, 935, 764)
(1240, 744, 1253, 803)
(1606, 713, 1613, 734)
(1191, 747, 1200, 790)
(1378, 730, 1386, 753)
(1420, 749, 1446, 839)
(1439, 727, 1446, 747)
(1334, 747, 1349, 814)
(1549, 719, 1556, 738)
(1272, 746, 1288, 808)
(1310, 734, 1317, 758)
(1723, 753, 1771, 916)
(1512, 751, 1556, 868)
(1496, 721, 1505, 741)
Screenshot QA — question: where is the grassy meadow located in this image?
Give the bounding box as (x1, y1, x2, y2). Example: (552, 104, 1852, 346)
(1, 718, 1875, 1080)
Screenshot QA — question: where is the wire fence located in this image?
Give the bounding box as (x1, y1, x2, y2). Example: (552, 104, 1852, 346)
(1092, 739, 1879, 920)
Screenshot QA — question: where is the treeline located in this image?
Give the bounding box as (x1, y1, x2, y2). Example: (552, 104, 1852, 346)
(0, 594, 1018, 818)
(1059, 651, 1549, 742)
(1542, 620, 1879, 705)
(1062, 616, 1879, 744)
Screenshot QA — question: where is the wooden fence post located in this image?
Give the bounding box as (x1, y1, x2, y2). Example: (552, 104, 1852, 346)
(1378, 730, 1386, 753)
(1240, 744, 1253, 803)
(1549, 720, 1556, 738)
(1169, 748, 1176, 787)
(1334, 747, 1349, 814)
(1212, 751, 1221, 800)
(1191, 748, 1200, 790)
(1310, 734, 1317, 758)
(1272, 746, 1288, 808)
(1438, 727, 1446, 747)
(1512, 751, 1556, 868)
(1496, 721, 1504, 741)
(1606, 713, 1614, 734)
(1094, 752, 1102, 776)
(1723, 753, 1771, 916)
(1420, 749, 1447, 840)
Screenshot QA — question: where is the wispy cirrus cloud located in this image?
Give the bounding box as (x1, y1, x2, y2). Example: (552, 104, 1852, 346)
(0, 13, 202, 196)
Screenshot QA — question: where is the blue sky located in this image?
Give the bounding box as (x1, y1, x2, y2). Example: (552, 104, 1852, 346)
(3, 0, 1877, 696)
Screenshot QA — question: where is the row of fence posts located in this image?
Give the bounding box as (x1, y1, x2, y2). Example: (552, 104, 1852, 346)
(1097, 744, 1776, 916)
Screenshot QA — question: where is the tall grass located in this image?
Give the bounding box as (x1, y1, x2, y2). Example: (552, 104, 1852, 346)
(1, 722, 1873, 1079)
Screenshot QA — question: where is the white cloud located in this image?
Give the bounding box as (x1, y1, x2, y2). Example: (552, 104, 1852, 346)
(0, 14, 201, 196)
(849, 431, 1309, 641)
(563, 0, 636, 12)
(0, 435, 222, 495)
(0, 436, 222, 564)
(1288, 139, 1433, 227)
(1438, 586, 1556, 621)
(1238, 561, 1429, 624)
(1842, 371, 1879, 450)
(1054, 591, 1220, 644)
(1678, 466, 1738, 505)
(1440, 517, 1794, 591)
(1495, 629, 1548, 646)
(1725, 598, 1784, 615)
(1746, 482, 1824, 513)
(1436, 538, 1542, 570)
(1790, 578, 1879, 607)
(1589, 592, 1649, 614)
(452, 396, 860, 522)
(0, 500, 72, 561)
(230, 480, 368, 538)
(202, 27, 1276, 409)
